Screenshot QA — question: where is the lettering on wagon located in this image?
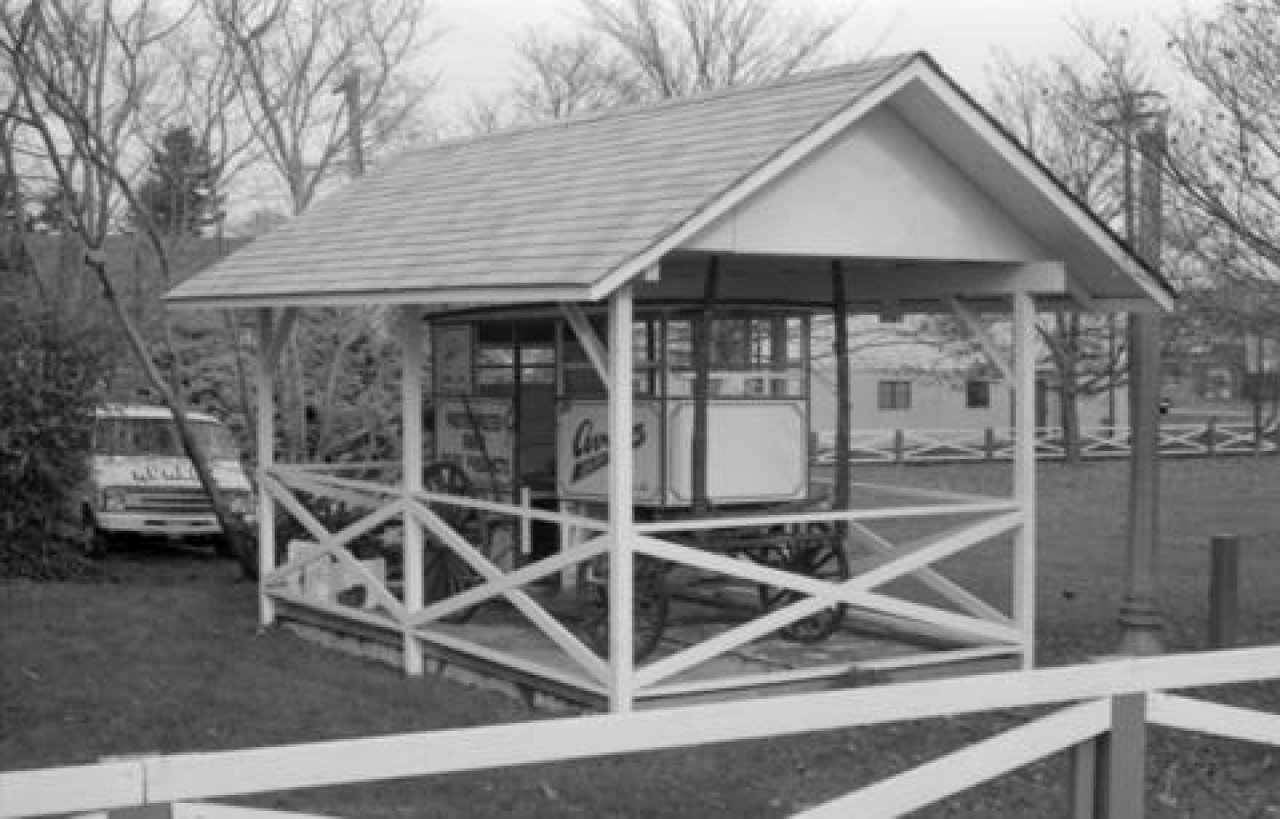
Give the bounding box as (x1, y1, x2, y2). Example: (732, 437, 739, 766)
(571, 419, 646, 483)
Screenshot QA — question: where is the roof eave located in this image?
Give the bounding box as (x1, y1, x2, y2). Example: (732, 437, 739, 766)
(163, 283, 598, 311)
(907, 58, 1177, 312)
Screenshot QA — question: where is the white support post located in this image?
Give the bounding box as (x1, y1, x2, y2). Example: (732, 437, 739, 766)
(256, 309, 277, 626)
(607, 287, 636, 712)
(1012, 291, 1037, 668)
(399, 307, 425, 676)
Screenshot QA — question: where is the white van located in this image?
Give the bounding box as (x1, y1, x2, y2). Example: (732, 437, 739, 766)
(80, 405, 256, 557)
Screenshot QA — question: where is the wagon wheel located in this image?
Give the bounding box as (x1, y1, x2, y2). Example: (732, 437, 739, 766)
(421, 543, 482, 624)
(420, 461, 484, 624)
(576, 555, 669, 661)
(755, 522, 850, 643)
(422, 461, 474, 531)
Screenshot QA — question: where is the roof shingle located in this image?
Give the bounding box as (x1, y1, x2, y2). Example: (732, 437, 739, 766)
(165, 54, 919, 307)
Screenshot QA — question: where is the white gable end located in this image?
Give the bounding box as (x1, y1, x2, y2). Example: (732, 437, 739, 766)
(684, 104, 1049, 262)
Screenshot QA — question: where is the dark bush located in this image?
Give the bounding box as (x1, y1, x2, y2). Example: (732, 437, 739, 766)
(0, 298, 111, 569)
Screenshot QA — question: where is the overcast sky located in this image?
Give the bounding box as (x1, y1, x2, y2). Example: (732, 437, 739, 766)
(428, 0, 1220, 109)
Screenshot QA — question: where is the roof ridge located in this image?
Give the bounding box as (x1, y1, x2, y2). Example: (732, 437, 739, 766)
(413, 51, 923, 156)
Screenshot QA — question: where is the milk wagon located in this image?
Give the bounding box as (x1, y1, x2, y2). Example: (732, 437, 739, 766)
(421, 305, 847, 659)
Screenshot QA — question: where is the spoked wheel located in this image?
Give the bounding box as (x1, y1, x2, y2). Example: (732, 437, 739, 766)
(576, 555, 669, 661)
(755, 522, 850, 643)
(422, 544, 483, 624)
(422, 461, 474, 530)
(419, 461, 486, 624)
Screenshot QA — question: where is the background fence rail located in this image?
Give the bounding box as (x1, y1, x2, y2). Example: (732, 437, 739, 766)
(814, 421, 1278, 464)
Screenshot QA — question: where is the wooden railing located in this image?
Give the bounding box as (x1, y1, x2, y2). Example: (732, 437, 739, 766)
(814, 421, 1278, 465)
(255, 463, 1032, 705)
(4, 647, 1279, 818)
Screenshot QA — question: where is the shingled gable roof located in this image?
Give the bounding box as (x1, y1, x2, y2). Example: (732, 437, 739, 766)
(165, 52, 1173, 311)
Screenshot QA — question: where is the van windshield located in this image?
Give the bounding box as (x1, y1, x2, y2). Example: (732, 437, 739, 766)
(94, 418, 240, 460)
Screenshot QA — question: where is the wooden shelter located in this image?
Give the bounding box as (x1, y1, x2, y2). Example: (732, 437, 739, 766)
(167, 53, 1173, 713)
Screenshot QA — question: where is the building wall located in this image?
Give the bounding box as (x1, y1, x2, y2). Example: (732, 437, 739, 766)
(811, 368, 1127, 433)
(811, 370, 1012, 432)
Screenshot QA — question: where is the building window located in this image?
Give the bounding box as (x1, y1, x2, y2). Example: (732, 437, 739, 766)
(965, 380, 991, 409)
(878, 380, 911, 411)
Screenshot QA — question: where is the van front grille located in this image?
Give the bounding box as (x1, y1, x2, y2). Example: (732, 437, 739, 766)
(126, 488, 214, 516)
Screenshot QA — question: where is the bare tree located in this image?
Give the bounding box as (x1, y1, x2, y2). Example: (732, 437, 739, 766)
(513, 31, 638, 120)
(984, 27, 1155, 458)
(1165, 1, 1280, 281)
(205, 0, 437, 215)
(0, 0, 258, 575)
(204, 0, 440, 466)
(1162, 1, 1280, 438)
(506, 0, 856, 122)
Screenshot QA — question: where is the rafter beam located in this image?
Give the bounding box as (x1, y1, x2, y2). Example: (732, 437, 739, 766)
(559, 302, 611, 390)
(264, 307, 298, 370)
(947, 297, 1013, 382)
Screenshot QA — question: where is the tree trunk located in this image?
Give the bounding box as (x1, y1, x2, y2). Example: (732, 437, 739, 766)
(1060, 375, 1081, 464)
(85, 250, 256, 579)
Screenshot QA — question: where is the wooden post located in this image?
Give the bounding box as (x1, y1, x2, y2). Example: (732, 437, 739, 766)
(399, 307, 425, 676)
(893, 429, 905, 463)
(1013, 291, 1038, 668)
(984, 427, 997, 460)
(255, 308, 276, 626)
(1098, 693, 1148, 819)
(107, 807, 172, 819)
(608, 283, 636, 712)
(1208, 534, 1241, 649)
(691, 257, 718, 514)
(1068, 738, 1099, 819)
(1206, 417, 1217, 456)
(832, 263, 851, 514)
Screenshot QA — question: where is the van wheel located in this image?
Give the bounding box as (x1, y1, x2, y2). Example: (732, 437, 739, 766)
(81, 512, 111, 559)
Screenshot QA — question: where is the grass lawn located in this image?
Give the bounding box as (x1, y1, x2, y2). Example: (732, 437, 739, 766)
(3, 457, 1280, 817)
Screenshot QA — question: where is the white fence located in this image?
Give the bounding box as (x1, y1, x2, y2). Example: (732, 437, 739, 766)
(814, 421, 1278, 465)
(4, 646, 1280, 818)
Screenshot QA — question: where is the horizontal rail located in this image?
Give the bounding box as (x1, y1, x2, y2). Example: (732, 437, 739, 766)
(1148, 692, 1280, 746)
(797, 699, 1111, 817)
(814, 422, 1278, 464)
(5, 647, 1280, 818)
(634, 501, 1020, 535)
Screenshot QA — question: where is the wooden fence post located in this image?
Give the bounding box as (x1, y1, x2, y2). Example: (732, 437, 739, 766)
(108, 807, 172, 818)
(1068, 738, 1099, 819)
(893, 429, 905, 462)
(1208, 535, 1241, 649)
(984, 427, 996, 460)
(1098, 693, 1147, 819)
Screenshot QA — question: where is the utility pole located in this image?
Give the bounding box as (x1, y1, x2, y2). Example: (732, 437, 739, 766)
(1117, 103, 1168, 657)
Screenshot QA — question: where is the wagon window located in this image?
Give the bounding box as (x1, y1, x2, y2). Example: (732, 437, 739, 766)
(747, 318, 774, 367)
(521, 345, 556, 385)
(632, 319, 658, 396)
(476, 342, 516, 392)
(710, 318, 747, 369)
